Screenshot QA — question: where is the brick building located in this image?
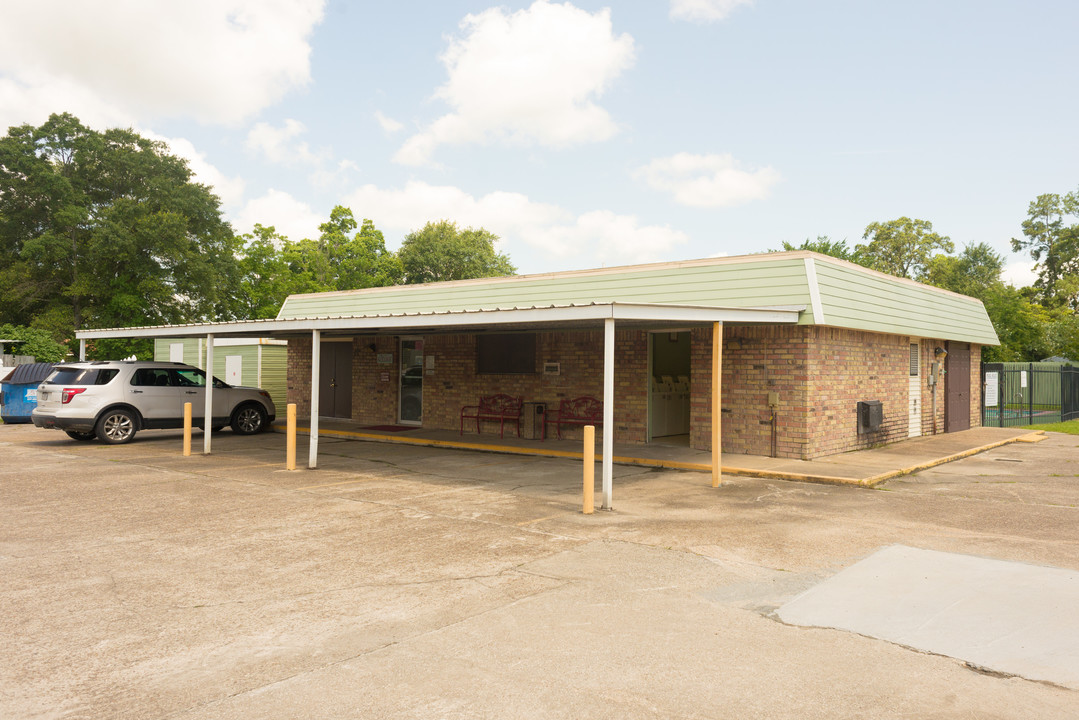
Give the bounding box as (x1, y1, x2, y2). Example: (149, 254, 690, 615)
(274, 251, 994, 460)
(77, 251, 998, 504)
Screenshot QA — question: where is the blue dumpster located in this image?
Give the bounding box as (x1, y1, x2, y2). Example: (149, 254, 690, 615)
(1, 363, 57, 423)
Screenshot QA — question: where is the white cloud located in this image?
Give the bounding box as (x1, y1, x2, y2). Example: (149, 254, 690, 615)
(246, 119, 322, 165)
(231, 189, 324, 243)
(139, 130, 247, 210)
(1002, 259, 1038, 288)
(0, 0, 324, 128)
(375, 111, 404, 134)
(395, 0, 635, 165)
(634, 152, 781, 208)
(670, 0, 754, 23)
(342, 181, 686, 267)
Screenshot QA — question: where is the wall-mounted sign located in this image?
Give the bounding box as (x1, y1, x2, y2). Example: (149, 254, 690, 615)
(377, 353, 393, 365)
(380, 372, 390, 383)
(984, 371, 998, 406)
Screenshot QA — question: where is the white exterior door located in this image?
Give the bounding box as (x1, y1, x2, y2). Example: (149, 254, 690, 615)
(908, 341, 921, 438)
(225, 355, 242, 386)
(169, 342, 184, 363)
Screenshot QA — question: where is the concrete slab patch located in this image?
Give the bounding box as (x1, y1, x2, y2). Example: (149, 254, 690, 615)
(777, 545, 1079, 689)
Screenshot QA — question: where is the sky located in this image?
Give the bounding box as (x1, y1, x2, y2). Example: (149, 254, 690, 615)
(1, 0, 1076, 286)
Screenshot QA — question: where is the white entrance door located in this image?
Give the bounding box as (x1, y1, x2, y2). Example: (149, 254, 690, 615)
(225, 355, 242, 386)
(169, 342, 184, 363)
(908, 341, 921, 437)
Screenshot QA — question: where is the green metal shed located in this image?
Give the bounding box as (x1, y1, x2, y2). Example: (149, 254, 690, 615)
(153, 337, 287, 409)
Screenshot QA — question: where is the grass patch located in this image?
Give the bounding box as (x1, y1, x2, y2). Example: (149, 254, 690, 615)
(1030, 420, 1079, 435)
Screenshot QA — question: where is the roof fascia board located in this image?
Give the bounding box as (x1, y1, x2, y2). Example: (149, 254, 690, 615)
(78, 303, 803, 340)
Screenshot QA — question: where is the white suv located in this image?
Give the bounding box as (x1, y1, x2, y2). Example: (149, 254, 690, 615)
(32, 361, 276, 444)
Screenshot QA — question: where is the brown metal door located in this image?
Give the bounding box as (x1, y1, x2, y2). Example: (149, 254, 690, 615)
(319, 342, 352, 418)
(944, 341, 970, 432)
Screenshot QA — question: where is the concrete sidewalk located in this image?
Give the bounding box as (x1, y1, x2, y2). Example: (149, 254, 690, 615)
(273, 419, 1043, 486)
(778, 545, 1079, 689)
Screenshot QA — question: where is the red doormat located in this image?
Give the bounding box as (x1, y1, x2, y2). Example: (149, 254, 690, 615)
(360, 425, 418, 432)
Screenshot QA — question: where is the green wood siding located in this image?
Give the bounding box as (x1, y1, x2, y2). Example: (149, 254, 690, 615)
(275, 252, 998, 346)
(812, 261, 997, 344)
(257, 345, 288, 410)
(278, 257, 814, 320)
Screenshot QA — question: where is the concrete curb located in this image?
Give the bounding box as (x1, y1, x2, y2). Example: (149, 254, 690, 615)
(271, 424, 1045, 488)
(857, 431, 1047, 487)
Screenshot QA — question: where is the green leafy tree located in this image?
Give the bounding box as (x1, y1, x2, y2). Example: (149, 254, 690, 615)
(0, 113, 242, 340)
(0, 324, 69, 362)
(854, 217, 954, 280)
(398, 220, 515, 284)
(277, 206, 401, 297)
(923, 242, 1004, 298)
(1010, 189, 1079, 307)
(237, 225, 293, 319)
(778, 236, 854, 261)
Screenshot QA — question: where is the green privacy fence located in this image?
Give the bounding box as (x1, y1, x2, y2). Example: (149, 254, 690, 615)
(981, 362, 1079, 427)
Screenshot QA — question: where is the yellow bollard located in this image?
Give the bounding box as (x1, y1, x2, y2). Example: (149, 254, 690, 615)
(583, 425, 595, 514)
(183, 402, 192, 457)
(286, 403, 297, 471)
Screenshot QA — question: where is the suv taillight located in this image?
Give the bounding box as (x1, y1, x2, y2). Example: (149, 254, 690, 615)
(61, 387, 87, 404)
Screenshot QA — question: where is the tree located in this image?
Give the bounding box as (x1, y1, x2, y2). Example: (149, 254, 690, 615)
(778, 236, 854, 261)
(0, 324, 69, 362)
(0, 113, 242, 341)
(1010, 189, 1079, 307)
(854, 217, 954, 280)
(237, 225, 294, 319)
(276, 206, 401, 298)
(398, 220, 515, 284)
(922, 242, 1004, 299)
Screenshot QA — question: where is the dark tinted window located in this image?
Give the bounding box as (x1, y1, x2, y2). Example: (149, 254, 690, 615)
(131, 368, 174, 387)
(44, 367, 119, 386)
(477, 334, 536, 374)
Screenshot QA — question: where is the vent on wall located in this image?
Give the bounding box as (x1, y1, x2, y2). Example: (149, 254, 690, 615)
(857, 400, 883, 434)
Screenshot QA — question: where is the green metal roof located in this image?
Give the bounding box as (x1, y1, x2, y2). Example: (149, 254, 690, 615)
(277, 251, 1000, 345)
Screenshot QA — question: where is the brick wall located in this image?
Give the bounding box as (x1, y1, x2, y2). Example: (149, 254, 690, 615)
(420, 330, 648, 441)
(969, 344, 983, 428)
(286, 336, 312, 417)
(690, 325, 810, 458)
(286, 325, 985, 459)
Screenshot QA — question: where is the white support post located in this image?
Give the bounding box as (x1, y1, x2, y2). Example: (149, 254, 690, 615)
(309, 330, 321, 469)
(79, 339, 86, 361)
(712, 321, 722, 487)
(602, 317, 615, 510)
(204, 334, 214, 455)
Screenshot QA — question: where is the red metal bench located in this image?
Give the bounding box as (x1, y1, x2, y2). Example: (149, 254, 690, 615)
(545, 396, 603, 440)
(460, 394, 523, 438)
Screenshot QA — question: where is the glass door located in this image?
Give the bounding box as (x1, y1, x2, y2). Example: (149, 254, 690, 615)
(399, 337, 423, 424)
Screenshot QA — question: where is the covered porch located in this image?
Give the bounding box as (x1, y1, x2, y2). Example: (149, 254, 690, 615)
(76, 301, 802, 509)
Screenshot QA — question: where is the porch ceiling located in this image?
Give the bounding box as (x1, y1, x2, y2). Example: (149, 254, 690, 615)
(75, 302, 805, 341)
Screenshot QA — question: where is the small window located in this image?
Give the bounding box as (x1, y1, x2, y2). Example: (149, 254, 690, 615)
(909, 343, 919, 377)
(477, 333, 536, 374)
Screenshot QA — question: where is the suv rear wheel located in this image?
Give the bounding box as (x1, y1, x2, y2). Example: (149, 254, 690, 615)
(96, 408, 138, 444)
(231, 403, 267, 435)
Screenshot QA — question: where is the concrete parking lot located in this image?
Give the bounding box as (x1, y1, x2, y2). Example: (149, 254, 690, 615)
(2, 423, 1078, 719)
